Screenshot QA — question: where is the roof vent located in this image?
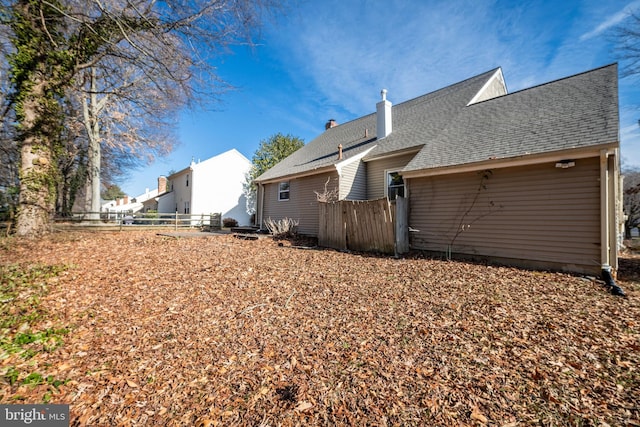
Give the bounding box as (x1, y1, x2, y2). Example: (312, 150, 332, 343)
(376, 89, 392, 139)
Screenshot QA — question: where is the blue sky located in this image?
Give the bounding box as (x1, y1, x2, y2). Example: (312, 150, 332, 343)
(121, 0, 640, 197)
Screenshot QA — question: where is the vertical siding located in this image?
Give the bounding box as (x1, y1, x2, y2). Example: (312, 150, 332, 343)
(366, 153, 417, 199)
(409, 158, 601, 273)
(339, 160, 367, 200)
(262, 172, 339, 236)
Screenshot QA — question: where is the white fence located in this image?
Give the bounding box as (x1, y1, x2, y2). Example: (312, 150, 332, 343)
(53, 211, 222, 231)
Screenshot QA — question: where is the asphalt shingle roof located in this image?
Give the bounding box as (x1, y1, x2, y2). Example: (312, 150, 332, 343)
(255, 64, 618, 182)
(255, 68, 499, 182)
(404, 63, 619, 172)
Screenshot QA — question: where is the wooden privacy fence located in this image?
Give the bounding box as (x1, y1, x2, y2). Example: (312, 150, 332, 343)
(319, 197, 409, 255)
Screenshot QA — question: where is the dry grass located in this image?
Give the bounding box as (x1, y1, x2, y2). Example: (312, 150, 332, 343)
(1, 230, 638, 426)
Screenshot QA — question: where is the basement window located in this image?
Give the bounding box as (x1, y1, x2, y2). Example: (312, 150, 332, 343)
(386, 171, 405, 200)
(278, 182, 290, 201)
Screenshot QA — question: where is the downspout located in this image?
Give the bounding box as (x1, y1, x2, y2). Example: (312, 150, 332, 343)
(600, 149, 625, 296)
(258, 183, 265, 230)
(602, 265, 624, 296)
(189, 166, 194, 218)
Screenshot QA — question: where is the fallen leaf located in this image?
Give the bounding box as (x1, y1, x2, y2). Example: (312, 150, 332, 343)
(471, 406, 488, 423)
(295, 401, 313, 412)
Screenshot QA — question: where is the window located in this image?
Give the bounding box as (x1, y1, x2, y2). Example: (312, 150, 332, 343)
(184, 201, 190, 214)
(278, 182, 290, 201)
(387, 171, 405, 200)
(186, 174, 189, 187)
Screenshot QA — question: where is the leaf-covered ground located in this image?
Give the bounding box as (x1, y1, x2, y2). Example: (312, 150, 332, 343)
(1, 230, 639, 426)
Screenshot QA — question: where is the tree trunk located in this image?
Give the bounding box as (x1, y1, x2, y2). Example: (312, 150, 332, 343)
(84, 68, 104, 221)
(88, 133, 101, 219)
(15, 77, 58, 237)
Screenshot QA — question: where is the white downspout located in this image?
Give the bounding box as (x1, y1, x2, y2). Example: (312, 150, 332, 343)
(600, 149, 609, 269)
(608, 152, 618, 270)
(600, 148, 625, 296)
(258, 183, 265, 229)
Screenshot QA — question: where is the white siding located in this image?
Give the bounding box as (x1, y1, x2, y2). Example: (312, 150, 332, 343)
(157, 192, 175, 213)
(190, 149, 252, 225)
(339, 160, 367, 200)
(408, 157, 601, 274)
(167, 170, 191, 214)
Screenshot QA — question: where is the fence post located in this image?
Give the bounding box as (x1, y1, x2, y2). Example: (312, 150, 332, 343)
(175, 211, 178, 231)
(395, 196, 409, 255)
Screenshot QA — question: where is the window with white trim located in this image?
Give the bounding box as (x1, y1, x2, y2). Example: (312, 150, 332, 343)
(278, 182, 290, 201)
(386, 171, 405, 200)
(184, 201, 190, 214)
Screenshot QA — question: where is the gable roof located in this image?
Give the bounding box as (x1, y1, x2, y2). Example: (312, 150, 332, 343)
(256, 64, 618, 183)
(167, 149, 250, 181)
(256, 68, 501, 182)
(404, 63, 619, 173)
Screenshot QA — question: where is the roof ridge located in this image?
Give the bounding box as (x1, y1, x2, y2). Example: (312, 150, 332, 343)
(390, 67, 502, 108)
(323, 67, 501, 129)
(469, 63, 618, 105)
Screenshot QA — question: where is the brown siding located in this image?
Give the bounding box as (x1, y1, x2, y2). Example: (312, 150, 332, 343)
(262, 172, 338, 236)
(408, 157, 601, 273)
(366, 153, 417, 199)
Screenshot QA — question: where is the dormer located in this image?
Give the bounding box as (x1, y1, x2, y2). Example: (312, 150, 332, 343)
(467, 68, 507, 105)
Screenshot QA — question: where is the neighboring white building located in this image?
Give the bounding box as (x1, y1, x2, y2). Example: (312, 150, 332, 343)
(101, 187, 159, 217)
(157, 149, 252, 225)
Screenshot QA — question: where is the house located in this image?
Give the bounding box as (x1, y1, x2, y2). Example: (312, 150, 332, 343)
(255, 64, 621, 276)
(157, 149, 252, 225)
(101, 187, 159, 218)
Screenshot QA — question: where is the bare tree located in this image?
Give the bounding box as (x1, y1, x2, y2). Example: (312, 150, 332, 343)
(615, 12, 640, 78)
(2, 0, 283, 236)
(623, 168, 640, 239)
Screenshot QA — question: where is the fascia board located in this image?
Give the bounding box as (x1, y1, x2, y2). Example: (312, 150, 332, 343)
(401, 143, 618, 179)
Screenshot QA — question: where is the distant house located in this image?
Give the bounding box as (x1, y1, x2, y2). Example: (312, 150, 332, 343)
(157, 149, 252, 225)
(101, 188, 159, 217)
(255, 64, 621, 275)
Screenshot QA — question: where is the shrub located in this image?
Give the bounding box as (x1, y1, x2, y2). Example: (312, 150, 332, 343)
(264, 217, 299, 239)
(223, 217, 238, 228)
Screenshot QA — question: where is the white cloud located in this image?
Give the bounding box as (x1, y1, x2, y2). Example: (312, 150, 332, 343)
(580, 0, 640, 41)
(270, 0, 625, 118)
(260, 0, 640, 166)
(271, 0, 532, 116)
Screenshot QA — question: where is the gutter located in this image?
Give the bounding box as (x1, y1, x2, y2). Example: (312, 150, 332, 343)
(256, 165, 337, 185)
(401, 144, 618, 179)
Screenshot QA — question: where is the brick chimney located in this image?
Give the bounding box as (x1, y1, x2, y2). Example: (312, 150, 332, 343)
(158, 176, 167, 194)
(124, 195, 129, 205)
(376, 89, 392, 139)
(325, 119, 338, 130)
